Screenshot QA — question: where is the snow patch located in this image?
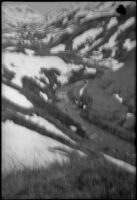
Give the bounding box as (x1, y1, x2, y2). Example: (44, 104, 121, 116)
(81, 10, 115, 23)
(73, 27, 103, 50)
(103, 153, 136, 174)
(53, 84, 57, 90)
(70, 125, 77, 132)
(40, 91, 48, 102)
(113, 93, 123, 103)
(41, 35, 51, 44)
(123, 39, 136, 51)
(2, 120, 72, 173)
(111, 46, 117, 57)
(80, 38, 103, 55)
(62, 17, 68, 24)
(4, 46, 17, 51)
(75, 9, 88, 18)
(80, 45, 90, 55)
(91, 51, 103, 61)
(90, 38, 103, 50)
(23, 114, 76, 144)
(3, 32, 17, 39)
(84, 67, 97, 74)
(2, 52, 83, 86)
(107, 17, 118, 30)
(39, 73, 50, 85)
(35, 77, 45, 88)
(66, 26, 74, 33)
(126, 113, 134, 118)
(82, 105, 87, 110)
(119, 17, 135, 32)
(99, 17, 135, 52)
(79, 82, 88, 97)
(99, 58, 124, 71)
(50, 44, 65, 53)
(99, 32, 118, 51)
(24, 48, 35, 56)
(2, 83, 33, 108)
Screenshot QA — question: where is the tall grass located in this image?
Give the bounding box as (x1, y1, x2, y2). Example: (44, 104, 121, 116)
(81, 110, 136, 144)
(2, 152, 135, 199)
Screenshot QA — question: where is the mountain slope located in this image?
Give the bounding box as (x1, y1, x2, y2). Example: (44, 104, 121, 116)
(2, 1, 136, 175)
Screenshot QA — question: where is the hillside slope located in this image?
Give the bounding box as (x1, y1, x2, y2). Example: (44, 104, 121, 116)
(2, 2, 136, 199)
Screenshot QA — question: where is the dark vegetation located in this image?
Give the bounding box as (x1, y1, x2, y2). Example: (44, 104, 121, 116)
(68, 86, 135, 144)
(105, 50, 136, 114)
(69, 69, 96, 83)
(22, 76, 56, 101)
(2, 97, 33, 121)
(2, 67, 15, 81)
(78, 77, 135, 144)
(2, 78, 22, 93)
(40, 68, 61, 88)
(2, 153, 135, 199)
(67, 64, 135, 144)
(2, 40, 17, 49)
(81, 109, 136, 144)
(51, 32, 71, 48)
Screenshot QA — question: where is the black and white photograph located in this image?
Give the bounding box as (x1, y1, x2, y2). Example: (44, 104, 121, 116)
(1, 1, 136, 199)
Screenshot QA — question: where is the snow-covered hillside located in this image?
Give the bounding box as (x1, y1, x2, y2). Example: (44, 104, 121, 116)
(2, 3, 44, 30)
(2, 2, 136, 174)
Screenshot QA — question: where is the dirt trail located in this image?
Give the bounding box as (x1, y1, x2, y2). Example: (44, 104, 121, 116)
(55, 81, 136, 167)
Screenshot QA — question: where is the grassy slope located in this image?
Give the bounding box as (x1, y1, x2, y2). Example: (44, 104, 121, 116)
(2, 153, 135, 199)
(80, 64, 135, 143)
(55, 88, 135, 165)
